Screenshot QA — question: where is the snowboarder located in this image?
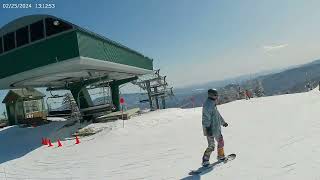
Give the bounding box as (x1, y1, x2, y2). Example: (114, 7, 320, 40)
(201, 89, 228, 167)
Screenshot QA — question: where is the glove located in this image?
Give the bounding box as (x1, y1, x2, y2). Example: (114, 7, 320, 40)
(223, 122, 228, 127)
(205, 127, 213, 136)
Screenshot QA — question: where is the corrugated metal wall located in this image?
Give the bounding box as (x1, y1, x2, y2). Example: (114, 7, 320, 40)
(0, 29, 153, 80)
(0, 31, 79, 79)
(77, 31, 153, 70)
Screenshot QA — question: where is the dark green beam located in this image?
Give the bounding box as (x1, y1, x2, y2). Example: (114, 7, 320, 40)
(110, 76, 138, 86)
(69, 84, 93, 109)
(111, 84, 120, 111)
(110, 76, 138, 111)
(81, 75, 110, 87)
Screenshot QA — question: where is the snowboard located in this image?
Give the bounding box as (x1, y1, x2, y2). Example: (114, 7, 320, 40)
(189, 153, 236, 175)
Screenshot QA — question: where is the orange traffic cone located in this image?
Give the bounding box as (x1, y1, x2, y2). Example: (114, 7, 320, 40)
(48, 139, 53, 147)
(57, 139, 62, 147)
(75, 136, 80, 144)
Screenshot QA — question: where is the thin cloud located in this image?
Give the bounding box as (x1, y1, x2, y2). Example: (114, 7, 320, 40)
(263, 44, 288, 52)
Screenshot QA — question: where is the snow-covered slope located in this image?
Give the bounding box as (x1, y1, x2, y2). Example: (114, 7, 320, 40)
(1, 88, 320, 180)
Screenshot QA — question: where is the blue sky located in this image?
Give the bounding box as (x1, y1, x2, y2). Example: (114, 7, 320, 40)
(1, 0, 320, 115)
(2, 0, 320, 87)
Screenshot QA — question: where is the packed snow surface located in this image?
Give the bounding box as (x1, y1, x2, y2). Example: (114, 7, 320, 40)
(1, 88, 320, 179)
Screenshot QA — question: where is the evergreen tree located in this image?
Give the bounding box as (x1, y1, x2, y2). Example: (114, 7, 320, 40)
(254, 81, 265, 97)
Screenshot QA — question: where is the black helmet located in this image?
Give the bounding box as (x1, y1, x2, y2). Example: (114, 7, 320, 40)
(208, 88, 218, 96)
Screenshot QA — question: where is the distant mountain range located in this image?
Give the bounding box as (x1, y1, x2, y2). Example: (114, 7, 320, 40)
(173, 67, 290, 95)
(123, 59, 320, 109)
(258, 59, 320, 95)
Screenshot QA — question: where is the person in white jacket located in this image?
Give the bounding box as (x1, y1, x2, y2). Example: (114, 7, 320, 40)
(202, 89, 228, 167)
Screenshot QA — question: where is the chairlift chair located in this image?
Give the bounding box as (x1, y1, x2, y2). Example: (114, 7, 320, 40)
(46, 92, 71, 117)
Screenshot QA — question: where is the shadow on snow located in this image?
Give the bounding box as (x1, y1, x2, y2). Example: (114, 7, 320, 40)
(0, 119, 79, 164)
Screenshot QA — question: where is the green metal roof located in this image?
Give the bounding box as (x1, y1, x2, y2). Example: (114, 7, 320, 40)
(0, 14, 153, 89)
